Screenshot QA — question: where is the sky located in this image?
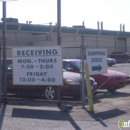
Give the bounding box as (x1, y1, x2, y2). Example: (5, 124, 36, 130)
(0, 0, 130, 31)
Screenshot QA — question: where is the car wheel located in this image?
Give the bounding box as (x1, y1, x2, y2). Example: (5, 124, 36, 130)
(44, 86, 57, 100)
(107, 87, 117, 93)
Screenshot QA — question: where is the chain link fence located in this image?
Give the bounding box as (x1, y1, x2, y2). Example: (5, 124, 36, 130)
(0, 46, 89, 104)
(1, 39, 129, 103)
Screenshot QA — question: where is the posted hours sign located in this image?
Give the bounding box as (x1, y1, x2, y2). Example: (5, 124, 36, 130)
(86, 49, 107, 75)
(12, 46, 63, 85)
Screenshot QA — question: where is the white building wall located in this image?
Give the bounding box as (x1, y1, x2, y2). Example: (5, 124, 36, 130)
(0, 31, 130, 58)
(97, 36, 115, 56)
(116, 38, 126, 52)
(127, 38, 130, 52)
(84, 36, 97, 48)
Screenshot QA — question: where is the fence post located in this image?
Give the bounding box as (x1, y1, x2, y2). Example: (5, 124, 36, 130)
(81, 22, 85, 108)
(57, 0, 61, 104)
(0, 36, 2, 107)
(2, 1, 7, 103)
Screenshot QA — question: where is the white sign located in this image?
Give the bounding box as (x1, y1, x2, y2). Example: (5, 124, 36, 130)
(86, 49, 107, 75)
(12, 46, 63, 85)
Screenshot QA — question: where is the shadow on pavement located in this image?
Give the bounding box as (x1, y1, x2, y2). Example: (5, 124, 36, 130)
(84, 107, 107, 127)
(108, 91, 130, 98)
(12, 108, 82, 130)
(0, 104, 6, 130)
(94, 89, 130, 99)
(93, 108, 126, 120)
(84, 108, 126, 127)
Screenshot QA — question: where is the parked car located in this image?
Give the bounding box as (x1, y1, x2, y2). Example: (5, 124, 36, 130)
(110, 52, 130, 63)
(2, 58, 97, 100)
(63, 59, 130, 93)
(107, 58, 116, 67)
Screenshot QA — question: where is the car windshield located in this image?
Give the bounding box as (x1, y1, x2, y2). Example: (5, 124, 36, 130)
(71, 60, 83, 71)
(63, 69, 66, 72)
(1, 59, 13, 74)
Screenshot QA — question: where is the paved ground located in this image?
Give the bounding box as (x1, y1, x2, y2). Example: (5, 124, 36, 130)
(0, 63, 130, 130)
(0, 86, 129, 130)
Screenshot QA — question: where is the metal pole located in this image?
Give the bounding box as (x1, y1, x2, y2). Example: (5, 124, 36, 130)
(57, 0, 61, 45)
(2, 1, 7, 103)
(81, 22, 85, 108)
(0, 36, 2, 107)
(57, 0, 61, 104)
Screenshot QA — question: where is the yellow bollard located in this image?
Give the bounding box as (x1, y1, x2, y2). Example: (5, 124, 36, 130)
(84, 63, 94, 113)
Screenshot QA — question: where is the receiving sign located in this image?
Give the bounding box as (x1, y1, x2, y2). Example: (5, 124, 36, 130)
(12, 46, 63, 85)
(86, 49, 107, 75)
